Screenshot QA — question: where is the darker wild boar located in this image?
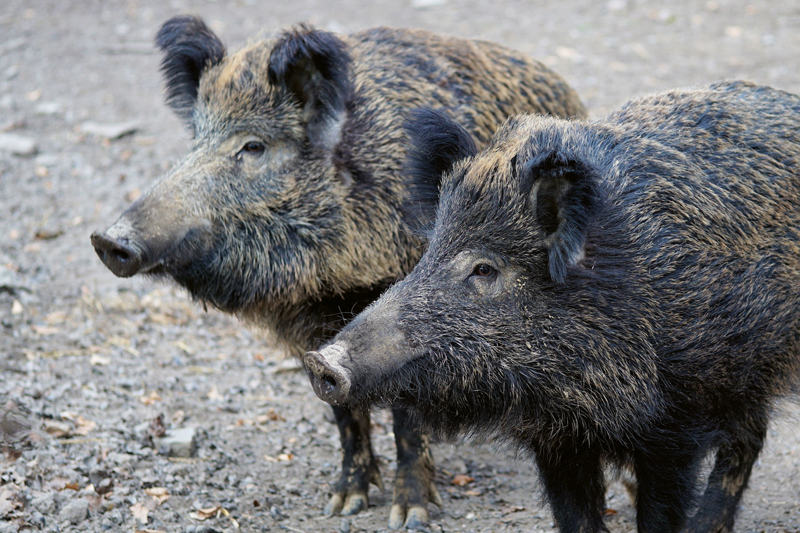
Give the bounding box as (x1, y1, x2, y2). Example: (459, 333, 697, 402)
(90, 15, 586, 529)
(305, 81, 800, 532)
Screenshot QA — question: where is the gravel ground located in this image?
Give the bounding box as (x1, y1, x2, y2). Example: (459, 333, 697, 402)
(2, 1, 800, 532)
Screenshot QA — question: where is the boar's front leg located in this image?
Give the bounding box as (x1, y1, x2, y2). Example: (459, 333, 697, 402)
(326, 406, 384, 516)
(388, 406, 441, 529)
(683, 418, 768, 533)
(633, 438, 705, 533)
(534, 443, 607, 533)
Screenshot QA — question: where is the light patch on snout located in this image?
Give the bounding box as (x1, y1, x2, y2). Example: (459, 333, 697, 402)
(316, 342, 352, 398)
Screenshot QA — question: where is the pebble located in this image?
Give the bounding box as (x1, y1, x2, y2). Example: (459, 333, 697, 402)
(0, 522, 20, 533)
(58, 497, 89, 525)
(0, 133, 36, 156)
(153, 426, 197, 458)
(30, 492, 57, 515)
(79, 120, 139, 139)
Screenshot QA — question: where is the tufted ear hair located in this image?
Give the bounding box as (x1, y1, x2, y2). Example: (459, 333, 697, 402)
(156, 15, 226, 125)
(401, 108, 478, 236)
(268, 25, 352, 149)
(521, 151, 601, 284)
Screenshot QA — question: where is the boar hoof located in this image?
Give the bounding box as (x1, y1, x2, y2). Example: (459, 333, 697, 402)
(324, 491, 368, 516)
(389, 504, 429, 530)
(340, 493, 368, 515)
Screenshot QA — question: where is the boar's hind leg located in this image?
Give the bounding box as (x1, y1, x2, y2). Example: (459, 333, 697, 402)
(326, 406, 384, 516)
(534, 444, 607, 533)
(388, 406, 441, 529)
(683, 420, 767, 533)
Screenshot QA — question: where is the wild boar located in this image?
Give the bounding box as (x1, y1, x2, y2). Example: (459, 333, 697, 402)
(90, 15, 586, 529)
(305, 81, 800, 532)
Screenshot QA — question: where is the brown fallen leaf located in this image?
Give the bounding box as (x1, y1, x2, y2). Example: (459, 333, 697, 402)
(139, 391, 162, 405)
(263, 453, 294, 463)
(451, 474, 475, 486)
(604, 508, 619, 516)
(130, 498, 158, 524)
(144, 487, 170, 504)
(43, 420, 72, 438)
(255, 408, 285, 423)
(74, 416, 97, 436)
(189, 505, 223, 520)
(0, 486, 22, 518)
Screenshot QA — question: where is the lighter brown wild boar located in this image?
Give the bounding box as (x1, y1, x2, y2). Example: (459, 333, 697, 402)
(91, 15, 586, 529)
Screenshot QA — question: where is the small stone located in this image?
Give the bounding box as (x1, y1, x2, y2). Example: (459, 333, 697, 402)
(153, 427, 197, 458)
(0, 522, 20, 533)
(340, 517, 351, 533)
(411, 0, 447, 7)
(34, 101, 61, 115)
(79, 120, 139, 140)
(58, 497, 89, 525)
(30, 492, 57, 515)
(0, 133, 36, 156)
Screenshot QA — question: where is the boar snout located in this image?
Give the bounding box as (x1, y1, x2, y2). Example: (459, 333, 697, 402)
(304, 345, 353, 405)
(90, 230, 148, 278)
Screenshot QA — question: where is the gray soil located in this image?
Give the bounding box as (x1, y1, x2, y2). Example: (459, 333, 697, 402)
(1, 1, 800, 532)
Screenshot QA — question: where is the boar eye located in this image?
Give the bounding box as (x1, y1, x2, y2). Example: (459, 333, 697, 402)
(472, 263, 497, 278)
(240, 141, 265, 155)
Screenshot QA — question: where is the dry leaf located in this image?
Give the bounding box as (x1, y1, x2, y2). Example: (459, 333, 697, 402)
(144, 487, 170, 504)
(90, 354, 111, 366)
(255, 408, 285, 423)
(43, 420, 72, 438)
(189, 505, 223, 520)
(604, 508, 619, 516)
(174, 340, 194, 355)
(139, 391, 162, 405)
(0, 487, 21, 518)
(263, 453, 294, 463)
(130, 501, 152, 524)
(74, 416, 97, 436)
(31, 324, 59, 335)
(451, 474, 474, 486)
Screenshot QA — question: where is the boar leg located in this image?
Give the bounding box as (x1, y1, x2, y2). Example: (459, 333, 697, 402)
(683, 420, 767, 533)
(388, 406, 441, 529)
(326, 405, 383, 516)
(534, 444, 607, 533)
(633, 441, 704, 533)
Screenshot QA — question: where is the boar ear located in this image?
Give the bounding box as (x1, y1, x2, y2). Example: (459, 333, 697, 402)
(522, 152, 601, 284)
(402, 108, 478, 235)
(268, 25, 352, 149)
(156, 15, 226, 124)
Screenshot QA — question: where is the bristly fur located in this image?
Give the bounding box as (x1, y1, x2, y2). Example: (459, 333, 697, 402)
(316, 81, 800, 533)
(403, 108, 478, 237)
(155, 15, 225, 124)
